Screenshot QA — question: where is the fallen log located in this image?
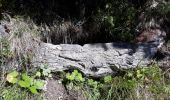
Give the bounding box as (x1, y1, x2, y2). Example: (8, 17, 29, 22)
(33, 42, 162, 77)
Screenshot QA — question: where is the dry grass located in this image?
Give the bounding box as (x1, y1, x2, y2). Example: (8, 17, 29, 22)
(0, 14, 45, 100)
(40, 20, 86, 44)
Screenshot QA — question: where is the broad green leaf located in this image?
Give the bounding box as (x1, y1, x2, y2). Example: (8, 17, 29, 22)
(104, 75, 112, 83)
(34, 80, 45, 89)
(8, 71, 18, 77)
(88, 79, 94, 85)
(66, 73, 70, 79)
(66, 73, 74, 81)
(18, 80, 30, 88)
(70, 70, 78, 79)
(75, 73, 84, 82)
(88, 79, 98, 87)
(22, 73, 30, 81)
(35, 71, 41, 77)
(22, 73, 33, 84)
(6, 77, 17, 84)
(29, 86, 38, 94)
(73, 70, 78, 74)
(6, 71, 18, 84)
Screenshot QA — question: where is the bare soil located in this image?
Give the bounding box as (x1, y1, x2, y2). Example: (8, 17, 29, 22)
(44, 79, 87, 100)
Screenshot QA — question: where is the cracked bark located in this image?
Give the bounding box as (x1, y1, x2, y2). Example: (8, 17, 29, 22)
(33, 42, 161, 77)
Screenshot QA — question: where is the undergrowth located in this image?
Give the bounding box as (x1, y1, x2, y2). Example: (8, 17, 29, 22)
(0, 65, 48, 100)
(0, 16, 43, 100)
(0, 84, 43, 100)
(64, 64, 170, 100)
(0, 15, 170, 100)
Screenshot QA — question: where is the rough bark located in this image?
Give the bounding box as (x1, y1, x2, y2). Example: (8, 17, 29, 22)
(33, 42, 161, 77)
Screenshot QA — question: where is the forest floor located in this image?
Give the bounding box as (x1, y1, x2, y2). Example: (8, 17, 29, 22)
(0, 16, 170, 100)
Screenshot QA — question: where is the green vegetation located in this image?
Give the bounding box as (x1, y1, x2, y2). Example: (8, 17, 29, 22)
(0, 0, 170, 100)
(0, 68, 45, 99)
(63, 65, 170, 100)
(0, 84, 43, 100)
(0, 70, 44, 100)
(6, 70, 45, 94)
(38, 64, 52, 78)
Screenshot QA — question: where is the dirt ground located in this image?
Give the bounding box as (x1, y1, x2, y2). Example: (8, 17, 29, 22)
(44, 79, 87, 100)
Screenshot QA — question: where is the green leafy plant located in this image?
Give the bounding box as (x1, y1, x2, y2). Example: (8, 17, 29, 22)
(18, 73, 45, 94)
(6, 71, 18, 84)
(6, 71, 45, 94)
(38, 64, 52, 78)
(103, 75, 113, 83)
(87, 79, 98, 88)
(66, 70, 85, 82)
(18, 73, 33, 88)
(0, 84, 43, 100)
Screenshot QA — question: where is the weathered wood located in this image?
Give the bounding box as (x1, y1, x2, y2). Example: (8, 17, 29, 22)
(33, 42, 162, 77)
